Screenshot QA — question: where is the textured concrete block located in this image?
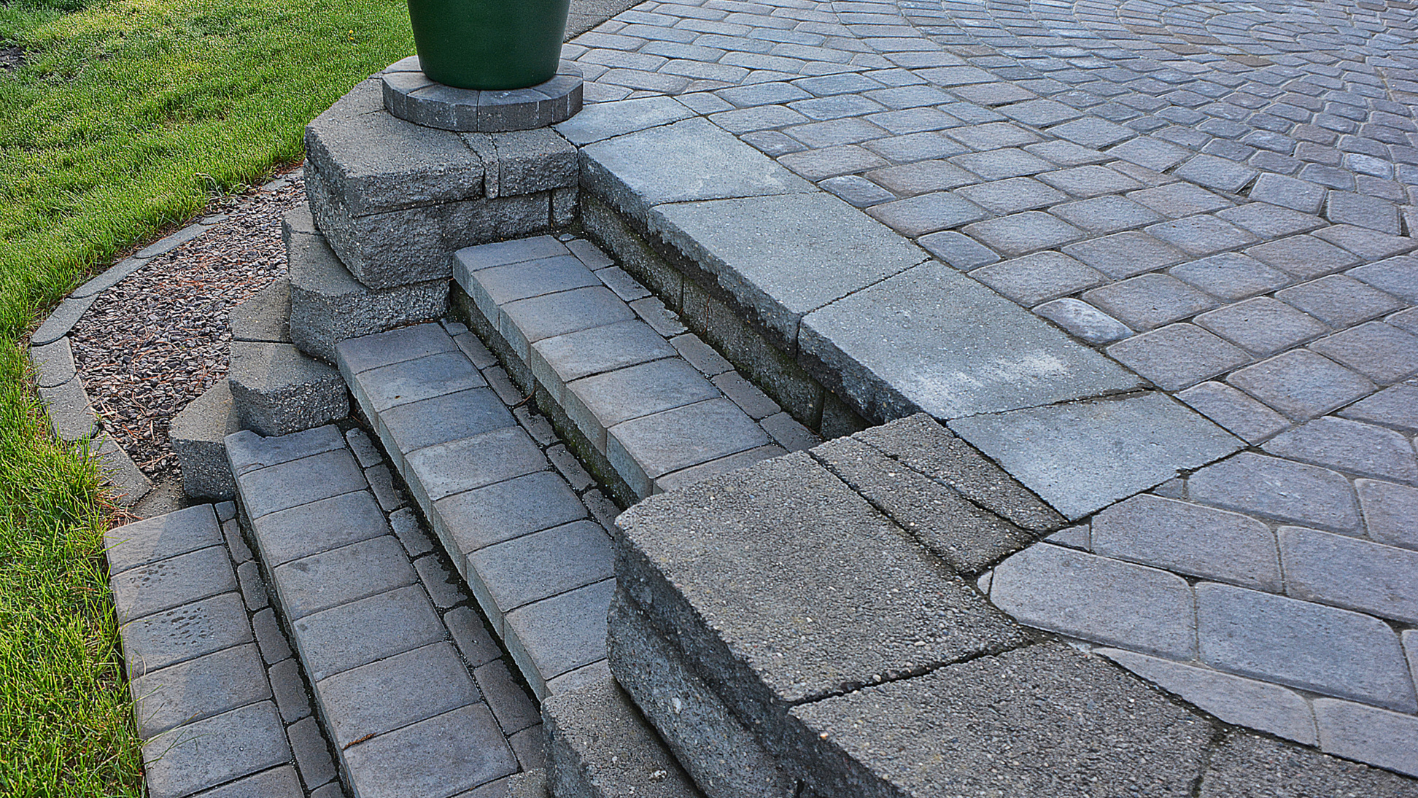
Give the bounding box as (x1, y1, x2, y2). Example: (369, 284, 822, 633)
(1279, 526, 1418, 624)
(505, 579, 613, 699)
(531, 320, 677, 404)
(1199, 730, 1418, 797)
(287, 715, 337, 789)
(228, 341, 349, 437)
(252, 491, 390, 566)
(801, 261, 1141, 422)
(353, 351, 486, 414)
(553, 94, 694, 145)
(405, 427, 547, 506)
(291, 586, 446, 681)
(313, 641, 479, 748)
(1196, 582, 1415, 712)
(186, 765, 303, 798)
(224, 425, 346, 476)
(608, 398, 769, 498)
(1315, 698, 1418, 778)
(105, 504, 222, 576)
(950, 392, 1241, 521)
(32, 295, 97, 347)
(542, 673, 700, 798)
(469, 521, 613, 628)
(130, 643, 272, 739)
(110, 545, 237, 623)
(433, 470, 587, 560)
(286, 221, 447, 362)
(171, 381, 241, 500)
(500, 286, 635, 362)
(1188, 453, 1360, 533)
(460, 254, 600, 324)
(235, 448, 366, 519)
(230, 277, 290, 345)
(789, 643, 1209, 798)
(609, 589, 797, 798)
(142, 701, 290, 798)
(445, 606, 502, 668)
(272, 535, 416, 620)
(476, 128, 580, 194)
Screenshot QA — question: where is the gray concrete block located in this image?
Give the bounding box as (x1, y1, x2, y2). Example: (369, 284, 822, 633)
(595, 266, 651, 303)
(1349, 254, 1418, 303)
(105, 504, 222, 576)
(313, 641, 479, 748)
(504, 579, 613, 698)
(608, 398, 769, 498)
(230, 277, 291, 344)
(252, 607, 292, 665)
(268, 657, 311, 724)
(341, 704, 518, 798)
(454, 235, 569, 274)
(1199, 730, 1418, 797)
(29, 337, 75, 389)
(130, 643, 272, 739)
(272, 535, 416, 620)
(510, 727, 546, 772)
(565, 359, 719, 452)
(455, 332, 498, 370)
(252, 491, 391, 567)
(1357, 478, 1418, 550)
(307, 781, 346, 798)
(478, 128, 580, 193)
(501, 286, 635, 362)
(1315, 698, 1418, 778)
(228, 342, 348, 437)
(1100, 648, 1316, 745)
(234, 448, 366, 519)
(811, 436, 1032, 574)
(1195, 297, 1328, 356)
(972, 251, 1107, 308)
(789, 643, 1209, 798)
(39, 375, 98, 442)
(121, 592, 253, 679)
(287, 225, 447, 362)
(224, 425, 346, 476)
(1310, 320, 1418, 385)
(187, 765, 303, 798)
(1083, 273, 1218, 332)
(1247, 234, 1361, 279)
(460, 254, 599, 323)
(110, 545, 237, 623)
(1189, 452, 1360, 533)
(800, 261, 1141, 422)
(1196, 582, 1415, 712)
(670, 333, 732, 377)
(405, 427, 547, 506)
(1277, 274, 1404, 328)
(1279, 526, 1418, 624)
(542, 673, 700, 798)
(991, 543, 1197, 659)
(1227, 349, 1375, 420)
(1341, 382, 1418, 434)
(445, 606, 501, 668)
(616, 452, 1025, 747)
(71, 256, 149, 300)
(433, 470, 587, 560)
(653, 445, 787, 494)
(337, 322, 457, 375)
(1092, 494, 1281, 591)
(287, 715, 337, 789)
(170, 383, 242, 503)
(93, 433, 154, 508)
(475, 659, 541, 736)
(141, 701, 290, 798)
(609, 590, 796, 798)
(553, 94, 694, 145)
(531, 320, 676, 404)
(759, 412, 816, 452)
(469, 520, 613, 628)
(290, 585, 446, 681)
(581, 117, 813, 220)
(414, 553, 464, 610)
(656, 193, 927, 348)
(1169, 252, 1291, 301)
(31, 295, 97, 347)
(1263, 416, 1418, 485)
(950, 392, 1241, 521)
(353, 351, 486, 415)
(515, 406, 557, 447)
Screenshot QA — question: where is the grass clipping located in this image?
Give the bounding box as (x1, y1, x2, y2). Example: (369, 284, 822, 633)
(0, 0, 414, 792)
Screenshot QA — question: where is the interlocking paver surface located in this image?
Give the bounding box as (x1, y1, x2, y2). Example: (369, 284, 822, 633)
(564, 0, 1418, 776)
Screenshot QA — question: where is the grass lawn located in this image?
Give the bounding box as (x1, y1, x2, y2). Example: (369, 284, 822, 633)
(0, 0, 413, 791)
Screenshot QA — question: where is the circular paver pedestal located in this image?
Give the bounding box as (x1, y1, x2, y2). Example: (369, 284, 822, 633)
(381, 56, 583, 132)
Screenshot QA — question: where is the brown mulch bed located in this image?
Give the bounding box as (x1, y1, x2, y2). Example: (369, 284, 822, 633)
(71, 168, 305, 483)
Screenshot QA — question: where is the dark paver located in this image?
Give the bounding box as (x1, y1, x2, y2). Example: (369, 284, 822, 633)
(291, 586, 445, 681)
(130, 643, 272, 739)
(1189, 453, 1360, 533)
(122, 592, 253, 678)
(271, 536, 417, 620)
(342, 705, 518, 798)
(1226, 350, 1375, 420)
(313, 642, 479, 748)
(1093, 494, 1281, 592)
(1263, 417, 1418, 485)
(110, 545, 237, 623)
(142, 702, 290, 798)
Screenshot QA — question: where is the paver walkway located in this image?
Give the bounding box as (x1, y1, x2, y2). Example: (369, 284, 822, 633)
(561, 0, 1418, 775)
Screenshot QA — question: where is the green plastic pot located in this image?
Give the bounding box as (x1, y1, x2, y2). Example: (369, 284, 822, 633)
(407, 0, 571, 90)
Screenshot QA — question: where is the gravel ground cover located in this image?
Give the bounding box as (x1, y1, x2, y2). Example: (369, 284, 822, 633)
(71, 172, 303, 482)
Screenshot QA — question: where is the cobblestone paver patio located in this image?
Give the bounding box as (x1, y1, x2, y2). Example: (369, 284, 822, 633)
(562, 0, 1418, 775)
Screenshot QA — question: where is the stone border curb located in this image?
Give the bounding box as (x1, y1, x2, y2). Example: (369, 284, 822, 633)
(382, 56, 584, 133)
(27, 169, 302, 507)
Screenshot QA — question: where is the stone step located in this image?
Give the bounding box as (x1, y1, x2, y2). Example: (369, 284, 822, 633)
(283, 207, 448, 363)
(226, 423, 546, 797)
(334, 322, 618, 700)
(451, 234, 820, 502)
(102, 502, 327, 798)
(227, 340, 348, 437)
(170, 379, 241, 501)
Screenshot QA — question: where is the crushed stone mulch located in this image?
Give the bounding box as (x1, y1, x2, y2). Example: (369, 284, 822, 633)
(71, 169, 304, 483)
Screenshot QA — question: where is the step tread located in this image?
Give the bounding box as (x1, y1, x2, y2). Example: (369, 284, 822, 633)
(453, 234, 816, 499)
(229, 424, 544, 797)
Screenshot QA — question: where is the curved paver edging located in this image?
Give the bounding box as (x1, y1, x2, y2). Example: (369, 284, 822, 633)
(28, 171, 299, 507)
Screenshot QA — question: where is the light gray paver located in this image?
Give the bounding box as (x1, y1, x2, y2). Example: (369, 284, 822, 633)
(404, 427, 547, 505)
(142, 702, 290, 798)
(268, 657, 311, 724)
(225, 425, 346, 476)
(434, 471, 588, 560)
(188, 766, 303, 798)
(313, 642, 480, 749)
(950, 392, 1240, 520)
(1226, 350, 1375, 420)
(1309, 322, 1418, 385)
(1263, 417, 1418, 485)
(1357, 479, 1418, 551)
(272, 536, 417, 620)
(287, 715, 337, 789)
(1279, 526, 1418, 624)
(1189, 452, 1360, 533)
(1200, 733, 1418, 797)
(990, 544, 1196, 659)
(1092, 494, 1280, 591)
(110, 545, 237, 623)
(130, 643, 272, 739)
(122, 592, 253, 678)
(608, 398, 769, 498)
(105, 504, 222, 576)
(1100, 648, 1317, 746)
(290, 585, 445, 682)
(469, 522, 614, 630)
(252, 491, 390, 567)
(1341, 383, 1418, 434)
(1176, 381, 1291, 444)
(1315, 699, 1418, 778)
(1196, 582, 1415, 712)
(234, 449, 367, 519)
(505, 579, 614, 699)
(1034, 298, 1132, 344)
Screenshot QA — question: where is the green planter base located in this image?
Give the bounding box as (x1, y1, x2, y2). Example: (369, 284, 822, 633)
(407, 0, 572, 90)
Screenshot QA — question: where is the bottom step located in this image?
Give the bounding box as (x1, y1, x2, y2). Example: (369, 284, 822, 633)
(170, 380, 241, 500)
(227, 424, 545, 798)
